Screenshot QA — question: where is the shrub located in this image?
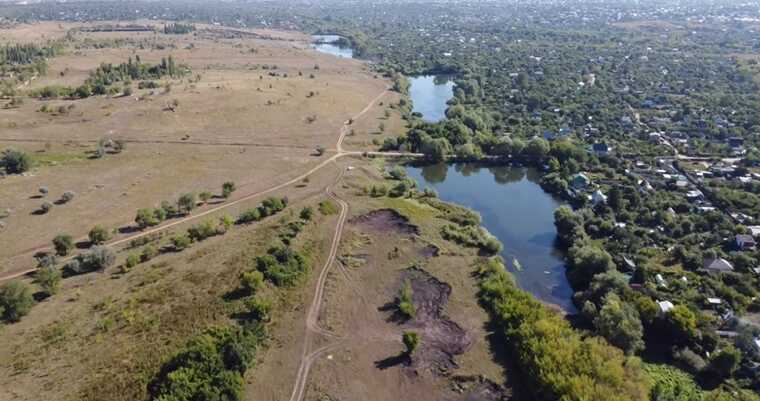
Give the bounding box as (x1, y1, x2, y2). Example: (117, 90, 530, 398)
(76, 246, 116, 272)
(177, 193, 197, 214)
(39, 186, 49, 197)
(0, 281, 34, 322)
(135, 208, 160, 229)
(188, 220, 219, 241)
(318, 200, 338, 215)
(171, 232, 192, 250)
(199, 191, 213, 204)
(246, 297, 272, 322)
(388, 165, 407, 180)
(35, 265, 62, 296)
(39, 202, 53, 214)
(141, 244, 159, 262)
(299, 207, 314, 221)
(241, 270, 265, 295)
(222, 181, 236, 198)
(60, 191, 75, 203)
(88, 225, 111, 244)
(149, 325, 263, 401)
(52, 233, 74, 256)
(125, 253, 140, 269)
(402, 331, 420, 355)
(397, 279, 415, 319)
(255, 246, 311, 287)
(1, 148, 31, 174)
(238, 208, 262, 224)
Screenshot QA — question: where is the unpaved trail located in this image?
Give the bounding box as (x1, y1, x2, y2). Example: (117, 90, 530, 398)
(287, 175, 349, 401)
(0, 88, 402, 282)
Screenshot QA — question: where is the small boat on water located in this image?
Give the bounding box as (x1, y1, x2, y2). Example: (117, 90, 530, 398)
(512, 257, 523, 271)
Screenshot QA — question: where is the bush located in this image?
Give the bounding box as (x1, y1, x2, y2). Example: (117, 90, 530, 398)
(52, 233, 74, 256)
(141, 244, 159, 262)
(441, 224, 502, 254)
(177, 192, 197, 214)
(171, 232, 192, 250)
(199, 191, 213, 204)
(237, 208, 262, 224)
(125, 253, 140, 269)
(135, 208, 160, 229)
(149, 325, 263, 401)
(60, 191, 75, 204)
(188, 220, 220, 241)
(39, 202, 52, 214)
(397, 279, 415, 319)
(0, 281, 34, 322)
(222, 181, 236, 198)
(35, 265, 61, 296)
(318, 200, 338, 215)
(402, 331, 420, 355)
(240, 270, 264, 295)
(246, 297, 272, 322)
(255, 246, 311, 287)
(88, 225, 111, 244)
(299, 207, 314, 221)
(1, 148, 31, 174)
(74, 246, 116, 272)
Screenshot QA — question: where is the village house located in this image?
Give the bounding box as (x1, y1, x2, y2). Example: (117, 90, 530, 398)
(703, 258, 734, 272)
(736, 234, 757, 251)
(570, 173, 590, 190)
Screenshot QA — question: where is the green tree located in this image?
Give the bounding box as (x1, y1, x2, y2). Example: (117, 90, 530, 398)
(707, 345, 741, 379)
(665, 305, 698, 345)
(593, 293, 644, 354)
(177, 193, 197, 214)
(0, 281, 34, 322)
(35, 265, 61, 296)
(199, 191, 213, 204)
(525, 137, 550, 161)
(299, 207, 314, 221)
(52, 233, 74, 256)
(240, 270, 264, 295)
(1, 148, 31, 174)
(135, 208, 160, 229)
(222, 182, 236, 199)
(88, 225, 111, 244)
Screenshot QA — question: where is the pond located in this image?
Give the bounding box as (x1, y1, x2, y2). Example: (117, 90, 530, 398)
(406, 163, 577, 313)
(408, 75, 454, 122)
(311, 34, 354, 59)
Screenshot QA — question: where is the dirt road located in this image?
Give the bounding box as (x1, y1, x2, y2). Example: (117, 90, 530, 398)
(0, 88, 408, 282)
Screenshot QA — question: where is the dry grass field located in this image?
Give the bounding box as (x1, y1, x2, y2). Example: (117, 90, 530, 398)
(0, 21, 397, 271)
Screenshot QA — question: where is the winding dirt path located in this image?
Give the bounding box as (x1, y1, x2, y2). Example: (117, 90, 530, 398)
(0, 88, 405, 282)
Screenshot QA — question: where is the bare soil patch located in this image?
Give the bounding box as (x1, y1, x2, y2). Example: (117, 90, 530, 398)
(392, 266, 472, 376)
(349, 208, 419, 235)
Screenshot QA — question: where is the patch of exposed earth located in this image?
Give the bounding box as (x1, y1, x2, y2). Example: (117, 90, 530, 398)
(349, 208, 419, 235)
(395, 266, 472, 376)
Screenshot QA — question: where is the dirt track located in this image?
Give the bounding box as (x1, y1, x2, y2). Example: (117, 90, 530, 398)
(0, 88, 417, 282)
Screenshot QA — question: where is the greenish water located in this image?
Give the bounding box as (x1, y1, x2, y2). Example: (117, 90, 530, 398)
(406, 163, 576, 313)
(312, 35, 354, 59)
(408, 75, 454, 122)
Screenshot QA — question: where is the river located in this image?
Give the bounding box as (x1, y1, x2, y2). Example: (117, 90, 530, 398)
(406, 163, 576, 313)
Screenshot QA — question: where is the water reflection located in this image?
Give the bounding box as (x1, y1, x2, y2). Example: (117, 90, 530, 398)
(407, 163, 576, 313)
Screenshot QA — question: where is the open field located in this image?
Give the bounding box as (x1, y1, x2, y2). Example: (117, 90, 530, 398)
(0, 21, 395, 272)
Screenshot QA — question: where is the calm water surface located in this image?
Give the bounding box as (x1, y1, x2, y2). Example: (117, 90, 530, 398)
(408, 75, 454, 122)
(311, 35, 354, 59)
(406, 163, 576, 313)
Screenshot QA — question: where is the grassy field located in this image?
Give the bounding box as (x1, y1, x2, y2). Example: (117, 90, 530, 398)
(0, 21, 395, 270)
